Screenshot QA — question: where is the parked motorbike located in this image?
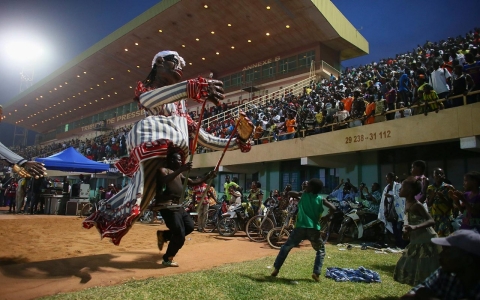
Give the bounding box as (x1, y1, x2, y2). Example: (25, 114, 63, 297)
(217, 203, 250, 237)
(138, 199, 165, 224)
(139, 209, 165, 224)
(319, 199, 345, 242)
(337, 203, 384, 244)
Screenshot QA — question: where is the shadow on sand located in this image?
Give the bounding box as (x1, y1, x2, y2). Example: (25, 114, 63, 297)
(0, 252, 163, 284)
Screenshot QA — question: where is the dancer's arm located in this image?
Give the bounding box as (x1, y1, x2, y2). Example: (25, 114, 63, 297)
(0, 142, 27, 166)
(139, 79, 224, 110)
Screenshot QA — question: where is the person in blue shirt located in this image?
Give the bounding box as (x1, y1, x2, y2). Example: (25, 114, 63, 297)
(271, 178, 336, 282)
(327, 178, 359, 213)
(398, 68, 411, 107)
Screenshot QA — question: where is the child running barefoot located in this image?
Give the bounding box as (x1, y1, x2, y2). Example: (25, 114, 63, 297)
(394, 177, 441, 286)
(271, 178, 336, 282)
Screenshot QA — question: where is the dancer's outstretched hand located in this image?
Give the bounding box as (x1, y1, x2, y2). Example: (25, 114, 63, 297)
(206, 80, 224, 106)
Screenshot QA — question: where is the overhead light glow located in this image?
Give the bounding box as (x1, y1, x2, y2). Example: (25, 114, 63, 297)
(231, 46, 235, 49)
(248, 40, 252, 43)
(196, 38, 200, 41)
(4, 40, 45, 62)
(266, 33, 270, 36)
(204, 5, 208, 8)
(266, 6, 270, 9)
(286, 25, 290, 28)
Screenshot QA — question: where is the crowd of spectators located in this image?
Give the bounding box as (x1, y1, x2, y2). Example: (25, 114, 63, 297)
(200, 27, 480, 142)
(8, 27, 480, 159)
(9, 124, 133, 162)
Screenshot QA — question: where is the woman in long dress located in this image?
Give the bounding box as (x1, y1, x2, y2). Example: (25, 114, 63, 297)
(393, 177, 441, 286)
(378, 172, 405, 248)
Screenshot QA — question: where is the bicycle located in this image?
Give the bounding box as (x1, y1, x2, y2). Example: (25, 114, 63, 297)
(79, 199, 101, 217)
(266, 205, 296, 249)
(245, 197, 281, 242)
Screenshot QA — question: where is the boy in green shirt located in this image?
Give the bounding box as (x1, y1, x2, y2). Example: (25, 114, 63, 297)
(271, 178, 336, 282)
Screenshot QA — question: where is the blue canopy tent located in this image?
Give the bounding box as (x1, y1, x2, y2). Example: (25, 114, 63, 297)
(35, 147, 110, 173)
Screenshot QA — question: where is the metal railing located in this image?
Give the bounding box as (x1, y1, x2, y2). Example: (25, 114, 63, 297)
(320, 61, 341, 79)
(201, 61, 317, 129)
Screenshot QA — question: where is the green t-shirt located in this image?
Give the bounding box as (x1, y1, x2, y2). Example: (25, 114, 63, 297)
(296, 192, 324, 230)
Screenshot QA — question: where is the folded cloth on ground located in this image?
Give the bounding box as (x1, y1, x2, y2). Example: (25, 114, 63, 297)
(325, 266, 381, 283)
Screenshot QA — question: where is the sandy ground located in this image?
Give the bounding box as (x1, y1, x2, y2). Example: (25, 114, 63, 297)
(0, 209, 294, 300)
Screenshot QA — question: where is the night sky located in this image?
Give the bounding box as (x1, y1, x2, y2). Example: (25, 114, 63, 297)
(0, 0, 478, 145)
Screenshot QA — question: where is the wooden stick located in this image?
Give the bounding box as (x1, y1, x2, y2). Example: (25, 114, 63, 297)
(179, 99, 208, 203)
(196, 113, 242, 214)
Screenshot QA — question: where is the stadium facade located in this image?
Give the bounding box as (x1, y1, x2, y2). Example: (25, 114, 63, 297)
(2, 0, 479, 193)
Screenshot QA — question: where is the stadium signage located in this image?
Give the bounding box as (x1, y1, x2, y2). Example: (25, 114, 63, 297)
(242, 56, 281, 71)
(81, 110, 143, 131)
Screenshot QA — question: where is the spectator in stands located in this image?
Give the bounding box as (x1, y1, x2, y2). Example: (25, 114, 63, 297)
(429, 61, 451, 106)
(350, 88, 366, 127)
(463, 52, 480, 104)
(394, 102, 412, 119)
(253, 123, 264, 145)
(333, 102, 349, 130)
(422, 84, 443, 116)
(412, 74, 428, 115)
(283, 113, 296, 140)
(398, 68, 412, 108)
(384, 82, 397, 120)
(364, 95, 376, 125)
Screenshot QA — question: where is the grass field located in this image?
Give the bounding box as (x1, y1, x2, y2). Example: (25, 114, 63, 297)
(42, 245, 412, 300)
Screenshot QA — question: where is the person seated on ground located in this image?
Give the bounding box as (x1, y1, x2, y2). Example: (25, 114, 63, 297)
(401, 229, 480, 300)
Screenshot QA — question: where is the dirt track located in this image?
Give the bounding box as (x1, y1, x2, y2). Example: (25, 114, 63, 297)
(0, 211, 293, 300)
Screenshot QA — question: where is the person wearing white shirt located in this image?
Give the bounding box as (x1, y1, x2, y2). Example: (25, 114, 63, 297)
(429, 61, 451, 101)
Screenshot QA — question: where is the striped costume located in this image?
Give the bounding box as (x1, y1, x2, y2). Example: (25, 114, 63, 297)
(83, 79, 249, 245)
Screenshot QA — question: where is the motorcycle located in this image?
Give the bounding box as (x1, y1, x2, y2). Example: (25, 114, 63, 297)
(139, 209, 165, 224)
(217, 203, 250, 237)
(319, 199, 345, 243)
(337, 203, 384, 244)
(138, 199, 165, 224)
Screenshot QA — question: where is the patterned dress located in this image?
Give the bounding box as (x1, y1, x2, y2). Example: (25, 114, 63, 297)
(83, 80, 249, 245)
(427, 182, 454, 237)
(393, 211, 441, 286)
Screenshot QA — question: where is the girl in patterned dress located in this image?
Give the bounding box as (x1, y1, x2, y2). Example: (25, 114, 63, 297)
(394, 177, 441, 286)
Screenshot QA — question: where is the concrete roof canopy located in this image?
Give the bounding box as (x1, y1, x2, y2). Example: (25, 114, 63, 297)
(3, 0, 367, 134)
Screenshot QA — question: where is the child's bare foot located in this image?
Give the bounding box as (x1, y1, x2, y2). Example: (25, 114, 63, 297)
(271, 269, 279, 277)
